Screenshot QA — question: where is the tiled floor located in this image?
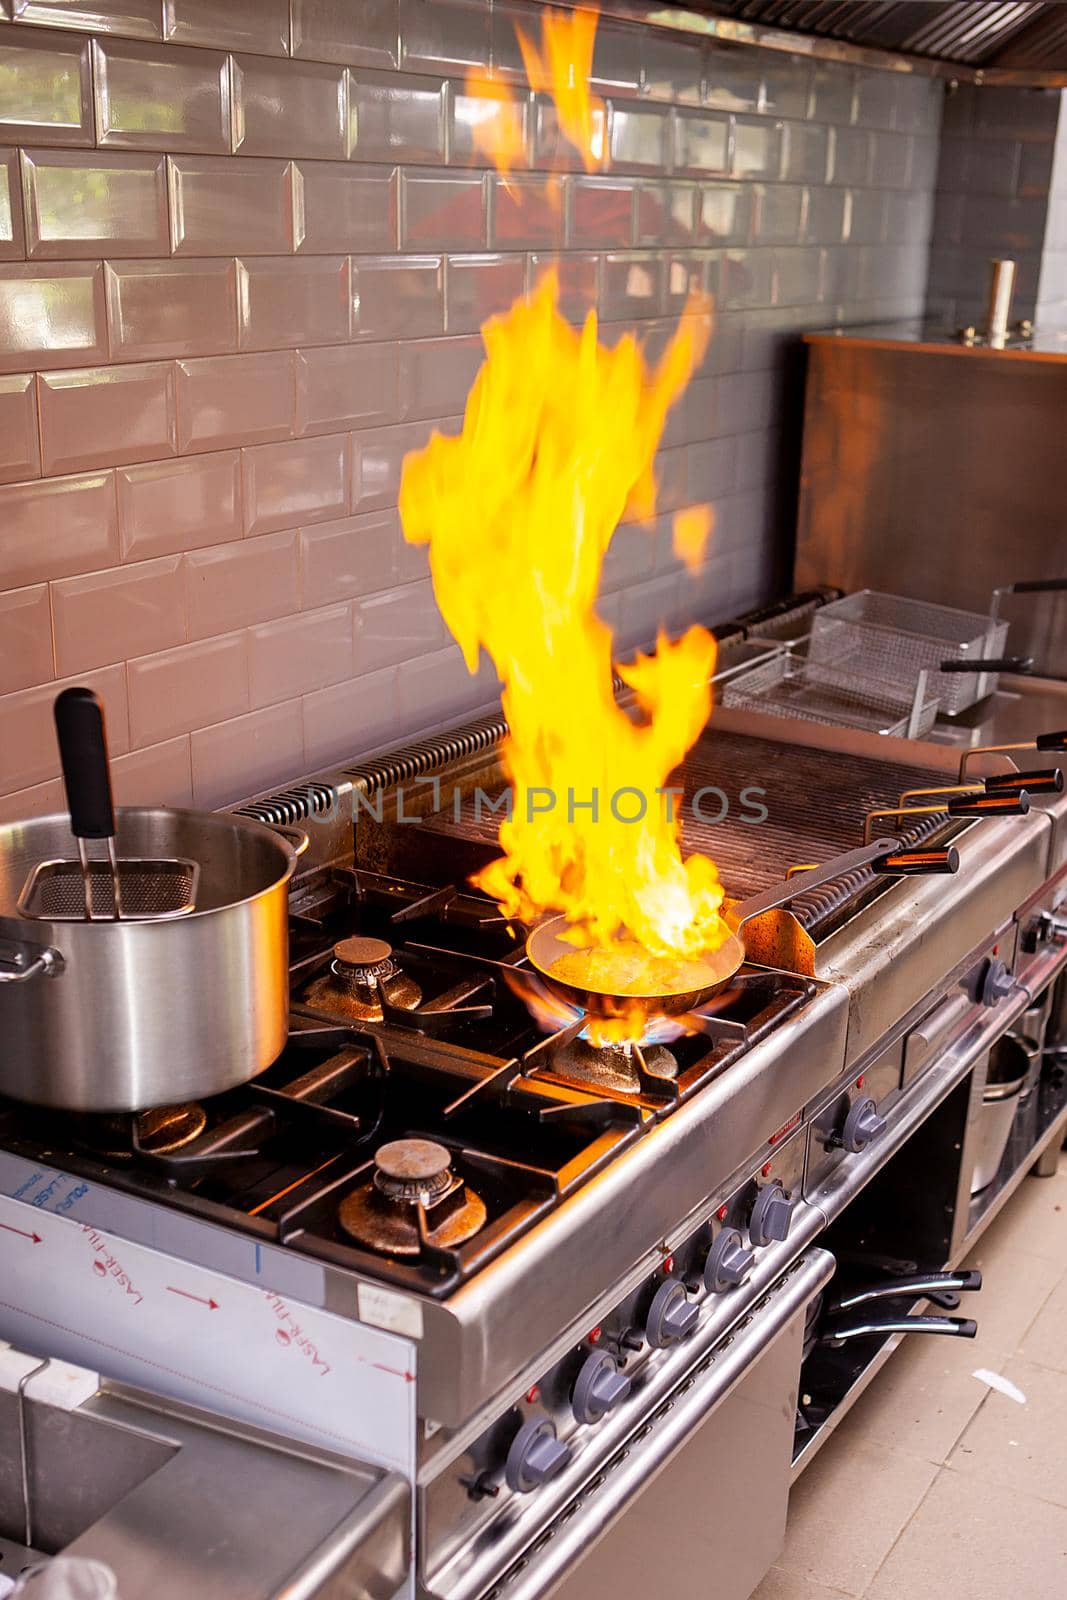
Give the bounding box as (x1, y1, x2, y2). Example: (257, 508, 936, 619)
(754, 1152, 1067, 1600)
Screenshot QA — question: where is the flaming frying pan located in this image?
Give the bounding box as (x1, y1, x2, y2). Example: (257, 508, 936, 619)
(525, 837, 959, 1020)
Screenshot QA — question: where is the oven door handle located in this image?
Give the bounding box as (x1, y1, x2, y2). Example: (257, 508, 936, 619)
(821, 1313, 978, 1345)
(428, 1249, 835, 1600)
(828, 1269, 982, 1312)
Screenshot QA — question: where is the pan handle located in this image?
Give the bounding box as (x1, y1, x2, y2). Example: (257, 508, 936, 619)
(938, 656, 1033, 674)
(53, 687, 115, 842)
(1005, 579, 1067, 595)
(727, 837, 901, 931)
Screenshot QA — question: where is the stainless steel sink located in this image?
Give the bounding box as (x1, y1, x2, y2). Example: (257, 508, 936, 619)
(0, 1346, 408, 1600)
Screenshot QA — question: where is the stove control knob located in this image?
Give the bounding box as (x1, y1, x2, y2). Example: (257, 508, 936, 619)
(645, 1279, 699, 1349)
(841, 1097, 887, 1154)
(504, 1416, 570, 1494)
(980, 957, 1014, 1007)
(572, 1351, 631, 1424)
(704, 1228, 755, 1294)
(748, 1181, 794, 1247)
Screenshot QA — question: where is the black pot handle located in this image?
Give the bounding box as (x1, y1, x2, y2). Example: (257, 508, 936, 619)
(939, 656, 1034, 675)
(54, 687, 116, 842)
(1006, 579, 1067, 595)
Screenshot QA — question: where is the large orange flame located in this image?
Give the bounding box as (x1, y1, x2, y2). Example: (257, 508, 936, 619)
(516, 6, 606, 170)
(400, 7, 730, 978)
(463, 7, 606, 178)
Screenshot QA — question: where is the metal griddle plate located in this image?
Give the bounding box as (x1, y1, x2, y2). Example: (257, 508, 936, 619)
(419, 728, 953, 940)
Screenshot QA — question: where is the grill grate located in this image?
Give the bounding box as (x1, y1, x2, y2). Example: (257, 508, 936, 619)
(419, 729, 950, 937)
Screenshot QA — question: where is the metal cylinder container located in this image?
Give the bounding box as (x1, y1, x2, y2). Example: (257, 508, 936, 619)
(986, 257, 1017, 347)
(0, 807, 298, 1112)
(1017, 990, 1051, 1102)
(970, 1033, 1029, 1194)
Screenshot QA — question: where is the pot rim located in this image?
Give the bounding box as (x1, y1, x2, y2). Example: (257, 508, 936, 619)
(0, 804, 298, 924)
(982, 1072, 1028, 1102)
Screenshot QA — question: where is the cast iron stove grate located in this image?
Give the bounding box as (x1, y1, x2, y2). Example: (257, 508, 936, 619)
(287, 863, 817, 1112)
(0, 863, 820, 1295)
(0, 1022, 652, 1295)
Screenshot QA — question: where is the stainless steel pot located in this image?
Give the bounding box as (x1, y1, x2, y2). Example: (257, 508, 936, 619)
(970, 1035, 1029, 1195)
(0, 807, 300, 1112)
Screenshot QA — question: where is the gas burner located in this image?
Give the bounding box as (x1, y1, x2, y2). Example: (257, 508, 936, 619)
(70, 1102, 209, 1161)
(550, 1037, 678, 1095)
(338, 1138, 488, 1257)
(506, 967, 691, 1048)
(303, 935, 423, 1021)
(375, 1137, 455, 1202)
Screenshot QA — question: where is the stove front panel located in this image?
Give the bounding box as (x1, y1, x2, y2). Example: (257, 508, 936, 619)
(0, 1181, 417, 1479)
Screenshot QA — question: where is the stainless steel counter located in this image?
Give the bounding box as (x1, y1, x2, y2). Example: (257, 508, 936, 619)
(0, 1351, 408, 1600)
(919, 673, 1067, 757)
(805, 322, 1067, 362)
(795, 325, 1067, 683)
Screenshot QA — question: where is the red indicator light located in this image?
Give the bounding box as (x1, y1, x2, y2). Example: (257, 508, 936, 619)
(526, 1385, 540, 1404)
(717, 1205, 728, 1222)
(588, 1326, 602, 1345)
(768, 1111, 802, 1146)
(663, 1255, 674, 1274)
(761, 1162, 772, 1178)
(856, 1075, 865, 1089)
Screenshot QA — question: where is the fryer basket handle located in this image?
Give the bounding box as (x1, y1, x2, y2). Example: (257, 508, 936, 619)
(938, 656, 1033, 674)
(53, 687, 115, 842)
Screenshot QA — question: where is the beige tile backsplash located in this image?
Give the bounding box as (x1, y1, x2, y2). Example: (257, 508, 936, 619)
(116, 448, 241, 556)
(0, 372, 41, 477)
(0, 0, 942, 818)
(38, 359, 176, 472)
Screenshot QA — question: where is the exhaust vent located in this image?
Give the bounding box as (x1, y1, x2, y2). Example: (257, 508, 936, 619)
(342, 713, 509, 796)
(687, 1, 1066, 67)
(233, 782, 339, 827)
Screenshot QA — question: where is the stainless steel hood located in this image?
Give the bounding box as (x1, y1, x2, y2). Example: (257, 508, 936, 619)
(690, 3, 1060, 67)
(603, 1, 1067, 83)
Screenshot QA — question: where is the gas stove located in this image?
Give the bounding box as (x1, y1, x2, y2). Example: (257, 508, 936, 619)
(3, 678, 1067, 1600)
(0, 861, 818, 1304)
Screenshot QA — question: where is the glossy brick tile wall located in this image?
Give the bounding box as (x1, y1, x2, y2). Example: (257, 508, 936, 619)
(0, 0, 942, 816)
(927, 80, 1062, 329)
(1036, 94, 1067, 329)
